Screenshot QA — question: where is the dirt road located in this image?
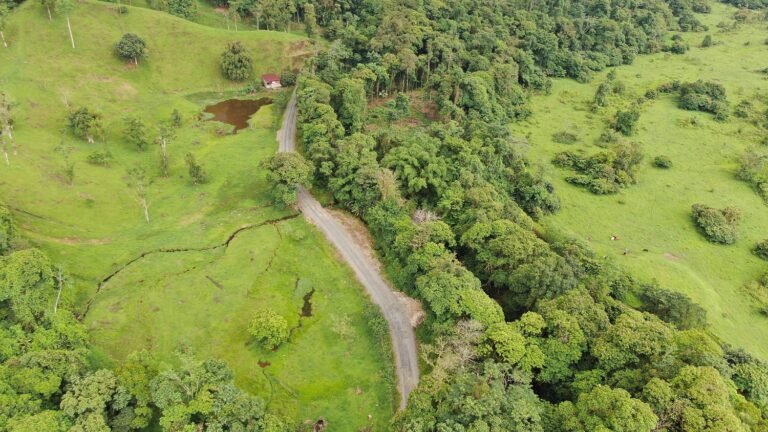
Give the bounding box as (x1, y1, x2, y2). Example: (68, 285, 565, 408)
(276, 91, 419, 410)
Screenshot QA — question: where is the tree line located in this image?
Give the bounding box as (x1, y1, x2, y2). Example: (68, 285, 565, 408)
(0, 204, 293, 431)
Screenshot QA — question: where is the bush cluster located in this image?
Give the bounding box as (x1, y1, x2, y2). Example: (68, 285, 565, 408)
(553, 142, 643, 194)
(220, 41, 252, 81)
(653, 155, 673, 168)
(691, 203, 740, 244)
(657, 80, 729, 120)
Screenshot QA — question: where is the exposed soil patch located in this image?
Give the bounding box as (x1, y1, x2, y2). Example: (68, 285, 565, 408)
(203, 98, 272, 132)
(394, 292, 426, 328)
(258, 360, 271, 368)
(664, 252, 681, 261)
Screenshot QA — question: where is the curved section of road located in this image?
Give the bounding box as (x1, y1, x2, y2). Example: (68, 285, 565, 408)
(277, 91, 419, 410)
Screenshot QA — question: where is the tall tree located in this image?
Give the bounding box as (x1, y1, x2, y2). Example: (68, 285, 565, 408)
(156, 125, 174, 177)
(303, 3, 318, 38)
(125, 166, 152, 223)
(40, 0, 55, 21)
(262, 152, 314, 206)
(0, 3, 9, 48)
(57, 0, 75, 49)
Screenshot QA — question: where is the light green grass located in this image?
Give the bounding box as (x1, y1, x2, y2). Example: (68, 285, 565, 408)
(0, 1, 394, 428)
(518, 4, 768, 358)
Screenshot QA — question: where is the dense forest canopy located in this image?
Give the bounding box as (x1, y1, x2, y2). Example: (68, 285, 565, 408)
(287, 0, 768, 429)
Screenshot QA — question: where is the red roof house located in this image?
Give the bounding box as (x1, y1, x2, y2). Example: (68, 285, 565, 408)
(262, 74, 282, 89)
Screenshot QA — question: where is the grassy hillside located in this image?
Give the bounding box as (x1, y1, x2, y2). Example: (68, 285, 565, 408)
(0, 1, 394, 428)
(519, 3, 768, 358)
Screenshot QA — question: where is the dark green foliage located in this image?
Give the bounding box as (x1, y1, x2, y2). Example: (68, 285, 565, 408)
(0, 243, 284, 430)
(262, 152, 314, 206)
(734, 100, 753, 118)
(461, 219, 579, 311)
(331, 78, 366, 133)
(652, 155, 672, 168)
(184, 152, 208, 185)
(737, 147, 768, 202)
(0, 202, 15, 255)
(171, 109, 182, 127)
(639, 284, 707, 329)
(678, 80, 729, 119)
(280, 70, 297, 86)
(385, 93, 411, 121)
(67, 107, 103, 143)
(593, 81, 612, 108)
(550, 385, 657, 432)
(114, 33, 146, 64)
(553, 142, 644, 194)
(552, 131, 578, 144)
(399, 360, 545, 431)
(612, 109, 641, 136)
(691, 203, 740, 244)
(753, 239, 768, 260)
(666, 39, 690, 54)
(288, 0, 768, 428)
(701, 34, 714, 47)
(327, 133, 383, 215)
(165, 0, 196, 19)
(123, 116, 149, 151)
(220, 41, 252, 81)
(85, 150, 113, 167)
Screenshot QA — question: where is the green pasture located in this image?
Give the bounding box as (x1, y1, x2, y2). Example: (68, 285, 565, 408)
(0, 1, 394, 428)
(519, 3, 768, 357)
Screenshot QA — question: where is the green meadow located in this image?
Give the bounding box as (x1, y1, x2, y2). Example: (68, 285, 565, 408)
(0, 1, 394, 428)
(519, 3, 768, 357)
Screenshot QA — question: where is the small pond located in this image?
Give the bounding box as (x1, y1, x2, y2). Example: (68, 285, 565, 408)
(203, 97, 272, 131)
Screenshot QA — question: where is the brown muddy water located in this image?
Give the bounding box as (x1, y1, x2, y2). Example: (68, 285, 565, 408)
(203, 97, 272, 131)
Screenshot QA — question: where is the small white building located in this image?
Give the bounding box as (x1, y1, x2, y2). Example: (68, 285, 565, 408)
(262, 74, 282, 89)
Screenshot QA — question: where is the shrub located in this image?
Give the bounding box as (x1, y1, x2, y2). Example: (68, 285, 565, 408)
(653, 155, 672, 168)
(221, 41, 252, 81)
(68, 108, 103, 143)
(123, 117, 149, 151)
(667, 40, 690, 54)
(701, 35, 713, 47)
(249, 309, 289, 349)
(171, 109, 182, 128)
(280, 70, 297, 87)
(86, 150, 113, 167)
(612, 109, 641, 136)
(554, 142, 643, 194)
(754, 239, 768, 260)
(640, 284, 707, 329)
(737, 148, 768, 202)
(553, 131, 579, 144)
(0, 203, 16, 255)
(678, 80, 728, 119)
(691, 203, 740, 244)
(166, 0, 197, 19)
(115, 33, 146, 65)
(184, 152, 208, 185)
